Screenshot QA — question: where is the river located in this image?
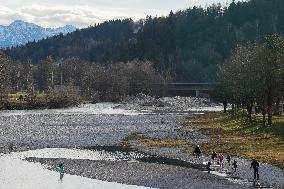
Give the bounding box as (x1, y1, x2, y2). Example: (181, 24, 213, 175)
(0, 103, 281, 189)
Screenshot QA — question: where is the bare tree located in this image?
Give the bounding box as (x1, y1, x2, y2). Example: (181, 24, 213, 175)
(218, 35, 284, 125)
(0, 51, 11, 102)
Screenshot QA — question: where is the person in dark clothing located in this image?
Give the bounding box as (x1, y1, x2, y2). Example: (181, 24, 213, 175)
(226, 155, 231, 166)
(211, 151, 217, 161)
(250, 159, 260, 180)
(194, 145, 201, 159)
(206, 162, 212, 173)
(232, 160, 237, 172)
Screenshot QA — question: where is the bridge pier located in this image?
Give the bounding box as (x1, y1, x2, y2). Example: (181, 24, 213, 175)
(195, 90, 200, 97)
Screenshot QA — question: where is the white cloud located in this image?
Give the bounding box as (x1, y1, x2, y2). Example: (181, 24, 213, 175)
(0, 0, 238, 28)
(0, 4, 169, 28)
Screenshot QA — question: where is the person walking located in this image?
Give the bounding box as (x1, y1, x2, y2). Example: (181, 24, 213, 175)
(58, 163, 65, 181)
(226, 155, 231, 166)
(218, 154, 224, 167)
(211, 151, 217, 161)
(250, 159, 260, 180)
(232, 160, 237, 172)
(194, 145, 201, 159)
(206, 161, 212, 173)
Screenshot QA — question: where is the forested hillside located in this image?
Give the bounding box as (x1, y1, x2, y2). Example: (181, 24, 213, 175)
(6, 0, 284, 82)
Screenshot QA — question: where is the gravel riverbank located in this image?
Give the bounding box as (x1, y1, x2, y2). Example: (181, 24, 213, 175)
(27, 157, 246, 189)
(0, 100, 283, 189)
(128, 144, 284, 188)
(118, 94, 224, 113)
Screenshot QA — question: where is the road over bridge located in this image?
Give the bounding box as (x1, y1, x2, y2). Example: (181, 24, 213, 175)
(154, 82, 218, 97)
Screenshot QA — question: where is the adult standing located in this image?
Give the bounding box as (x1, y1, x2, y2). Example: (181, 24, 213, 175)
(250, 159, 260, 180)
(232, 160, 237, 172)
(194, 145, 201, 159)
(211, 151, 217, 161)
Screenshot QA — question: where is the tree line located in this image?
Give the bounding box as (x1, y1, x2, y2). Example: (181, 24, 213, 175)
(6, 0, 284, 82)
(215, 35, 284, 125)
(0, 50, 168, 109)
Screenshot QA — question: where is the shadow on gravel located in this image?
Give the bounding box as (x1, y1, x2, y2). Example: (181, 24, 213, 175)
(84, 146, 206, 171)
(138, 156, 206, 171)
(84, 146, 277, 189)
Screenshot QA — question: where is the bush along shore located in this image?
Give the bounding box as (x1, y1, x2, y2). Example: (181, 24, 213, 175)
(0, 92, 80, 110)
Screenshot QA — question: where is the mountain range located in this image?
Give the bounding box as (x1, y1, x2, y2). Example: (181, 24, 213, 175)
(0, 20, 76, 48)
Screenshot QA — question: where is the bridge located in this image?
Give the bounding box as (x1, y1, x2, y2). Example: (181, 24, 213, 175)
(153, 82, 218, 97)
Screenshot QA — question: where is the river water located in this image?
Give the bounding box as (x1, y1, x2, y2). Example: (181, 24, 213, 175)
(0, 103, 282, 189)
(0, 103, 189, 189)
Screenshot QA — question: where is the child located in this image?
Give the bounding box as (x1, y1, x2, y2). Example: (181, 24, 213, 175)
(58, 163, 65, 181)
(218, 154, 224, 167)
(58, 163, 65, 173)
(226, 155, 231, 166)
(206, 161, 212, 173)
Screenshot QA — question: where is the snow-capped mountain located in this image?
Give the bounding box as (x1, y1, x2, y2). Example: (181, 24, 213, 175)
(0, 20, 76, 48)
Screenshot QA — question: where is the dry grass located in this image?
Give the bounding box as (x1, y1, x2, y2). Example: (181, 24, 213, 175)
(122, 113, 284, 169)
(122, 132, 188, 148)
(186, 113, 284, 169)
(141, 138, 187, 147)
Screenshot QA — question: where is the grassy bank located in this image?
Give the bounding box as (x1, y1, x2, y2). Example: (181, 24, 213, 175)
(185, 112, 284, 169)
(1, 93, 80, 110)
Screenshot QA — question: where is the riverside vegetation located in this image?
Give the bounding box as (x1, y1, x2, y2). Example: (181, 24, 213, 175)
(186, 112, 284, 169)
(0, 51, 169, 110)
(1, 0, 284, 112)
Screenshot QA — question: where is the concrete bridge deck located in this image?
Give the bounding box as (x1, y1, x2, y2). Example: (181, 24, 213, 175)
(153, 82, 218, 97)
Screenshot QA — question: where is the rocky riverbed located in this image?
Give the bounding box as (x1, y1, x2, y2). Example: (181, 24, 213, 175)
(0, 97, 283, 189)
(118, 94, 224, 113)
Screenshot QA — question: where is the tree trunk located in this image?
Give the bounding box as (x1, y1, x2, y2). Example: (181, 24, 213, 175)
(232, 104, 235, 116)
(260, 102, 266, 126)
(223, 99, 227, 113)
(246, 102, 253, 124)
(267, 94, 273, 126)
(262, 111, 266, 126)
(235, 104, 238, 115)
(273, 96, 281, 116)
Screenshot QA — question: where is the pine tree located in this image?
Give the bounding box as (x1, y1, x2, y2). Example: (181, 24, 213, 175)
(42, 56, 55, 92)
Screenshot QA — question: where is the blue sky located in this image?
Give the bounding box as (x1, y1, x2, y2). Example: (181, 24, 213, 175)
(0, 0, 239, 28)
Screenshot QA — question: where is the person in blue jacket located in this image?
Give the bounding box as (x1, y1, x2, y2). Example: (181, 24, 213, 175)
(58, 163, 65, 181)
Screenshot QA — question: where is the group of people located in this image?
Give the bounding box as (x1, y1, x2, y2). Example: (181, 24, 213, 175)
(56, 146, 260, 182)
(194, 145, 260, 181)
